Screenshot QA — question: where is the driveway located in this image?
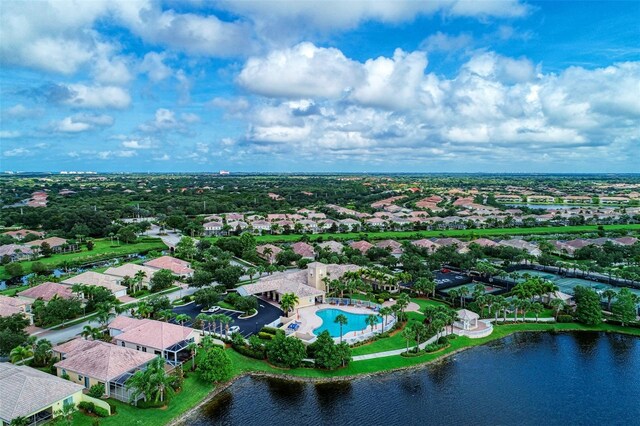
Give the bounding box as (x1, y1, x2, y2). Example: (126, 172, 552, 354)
(172, 299, 283, 338)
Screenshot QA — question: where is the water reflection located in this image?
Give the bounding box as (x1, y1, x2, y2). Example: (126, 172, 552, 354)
(193, 333, 640, 426)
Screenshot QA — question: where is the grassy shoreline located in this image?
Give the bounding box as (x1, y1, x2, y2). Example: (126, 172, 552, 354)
(72, 322, 640, 426)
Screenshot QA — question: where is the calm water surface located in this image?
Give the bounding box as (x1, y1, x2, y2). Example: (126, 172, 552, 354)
(191, 332, 640, 426)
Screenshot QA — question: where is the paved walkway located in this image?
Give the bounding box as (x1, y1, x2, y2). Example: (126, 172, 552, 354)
(351, 330, 452, 361)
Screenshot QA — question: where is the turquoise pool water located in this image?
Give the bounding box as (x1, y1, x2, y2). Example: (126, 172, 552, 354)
(313, 309, 372, 337)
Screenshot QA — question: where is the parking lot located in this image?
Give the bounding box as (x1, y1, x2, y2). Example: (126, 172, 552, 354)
(172, 299, 283, 338)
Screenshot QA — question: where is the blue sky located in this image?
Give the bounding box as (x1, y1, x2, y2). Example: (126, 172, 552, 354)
(1, 0, 638, 173)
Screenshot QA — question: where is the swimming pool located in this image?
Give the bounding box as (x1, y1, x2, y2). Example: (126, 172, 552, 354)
(313, 309, 372, 338)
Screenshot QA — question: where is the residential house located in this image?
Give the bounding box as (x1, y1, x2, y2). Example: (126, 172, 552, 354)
(61, 272, 127, 298)
(338, 218, 360, 231)
(291, 242, 315, 259)
(108, 316, 201, 365)
(17, 282, 75, 304)
(376, 240, 403, 256)
(29, 237, 71, 253)
(526, 195, 555, 203)
(256, 244, 282, 264)
(350, 240, 374, 255)
(251, 220, 272, 233)
(411, 239, 440, 253)
(0, 295, 33, 325)
(104, 263, 158, 290)
(2, 229, 44, 240)
(317, 241, 344, 254)
(0, 244, 34, 261)
(563, 196, 592, 204)
(498, 239, 542, 257)
(144, 256, 194, 277)
(0, 363, 84, 426)
(53, 339, 156, 402)
(202, 221, 223, 236)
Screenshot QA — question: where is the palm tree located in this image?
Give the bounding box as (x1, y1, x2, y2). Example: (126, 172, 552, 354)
(379, 306, 392, 331)
(33, 339, 52, 366)
(459, 286, 470, 308)
(135, 301, 152, 319)
(195, 313, 209, 333)
(365, 314, 379, 334)
(530, 302, 544, 322)
(601, 289, 617, 311)
(247, 267, 257, 283)
(175, 314, 190, 326)
(220, 316, 232, 338)
(81, 325, 102, 340)
(186, 342, 198, 371)
(401, 326, 414, 354)
(95, 302, 115, 327)
(262, 246, 274, 263)
(411, 322, 427, 351)
(334, 314, 348, 344)
(280, 292, 299, 317)
(549, 298, 565, 319)
(134, 270, 147, 293)
(127, 357, 175, 404)
(158, 309, 176, 322)
(10, 345, 32, 364)
(395, 293, 410, 318)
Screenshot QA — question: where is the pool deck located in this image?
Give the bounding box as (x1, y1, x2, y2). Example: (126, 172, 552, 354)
(289, 299, 417, 341)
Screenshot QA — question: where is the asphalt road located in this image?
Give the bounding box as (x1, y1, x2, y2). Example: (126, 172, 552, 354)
(172, 299, 283, 338)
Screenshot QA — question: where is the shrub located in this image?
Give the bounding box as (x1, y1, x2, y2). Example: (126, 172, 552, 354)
(88, 383, 104, 398)
(106, 401, 117, 414)
(92, 420, 101, 426)
(136, 399, 168, 409)
(78, 401, 95, 413)
(94, 406, 109, 417)
(232, 344, 265, 360)
(557, 315, 574, 323)
(260, 326, 278, 335)
(258, 332, 274, 340)
(437, 336, 448, 345)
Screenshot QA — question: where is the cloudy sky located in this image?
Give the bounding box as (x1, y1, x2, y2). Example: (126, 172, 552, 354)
(1, 0, 638, 173)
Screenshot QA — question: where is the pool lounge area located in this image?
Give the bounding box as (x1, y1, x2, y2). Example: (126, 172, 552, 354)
(287, 298, 395, 344)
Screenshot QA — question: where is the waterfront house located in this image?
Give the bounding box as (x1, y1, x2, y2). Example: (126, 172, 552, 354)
(0, 244, 34, 261)
(53, 339, 156, 402)
(108, 316, 201, 365)
(0, 363, 84, 426)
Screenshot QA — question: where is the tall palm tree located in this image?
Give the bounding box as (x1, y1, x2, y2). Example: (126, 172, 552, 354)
(186, 342, 198, 371)
(33, 339, 52, 366)
(195, 313, 209, 333)
(334, 314, 348, 344)
(127, 357, 175, 404)
(602, 289, 617, 311)
(549, 298, 565, 319)
(134, 270, 147, 293)
(401, 326, 414, 354)
(365, 314, 379, 334)
(280, 292, 299, 316)
(10, 345, 33, 364)
(81, 325, 102, 341)
(395, 293, 410, 317)
(175, 314, 190, 326)
(531, 302, 544, 322)
(220, 316, 232, 338)
(247, 267, 257, 283)
(379, 306, 392, 331)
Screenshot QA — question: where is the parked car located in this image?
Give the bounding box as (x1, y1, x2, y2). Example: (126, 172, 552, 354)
(229, 325, 240, 334)
(201, 306, 221, 313)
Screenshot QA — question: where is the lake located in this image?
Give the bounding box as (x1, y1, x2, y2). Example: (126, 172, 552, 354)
(190, 332, 640, 426)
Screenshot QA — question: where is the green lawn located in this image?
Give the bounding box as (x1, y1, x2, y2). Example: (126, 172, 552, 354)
(0, 237, 167, 280)
(71, 372, 214, 426)
(205, 224, 640, 244)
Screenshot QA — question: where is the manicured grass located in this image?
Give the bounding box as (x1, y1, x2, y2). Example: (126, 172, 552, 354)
(71, 372, 214, 426)
(205, 224, 640, 244)
(0, 237, 167, 279)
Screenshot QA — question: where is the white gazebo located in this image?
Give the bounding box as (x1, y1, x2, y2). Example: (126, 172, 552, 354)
(456, 309, 480, 331)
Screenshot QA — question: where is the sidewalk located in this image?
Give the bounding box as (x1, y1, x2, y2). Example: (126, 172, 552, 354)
(351, 330, 452, 361)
